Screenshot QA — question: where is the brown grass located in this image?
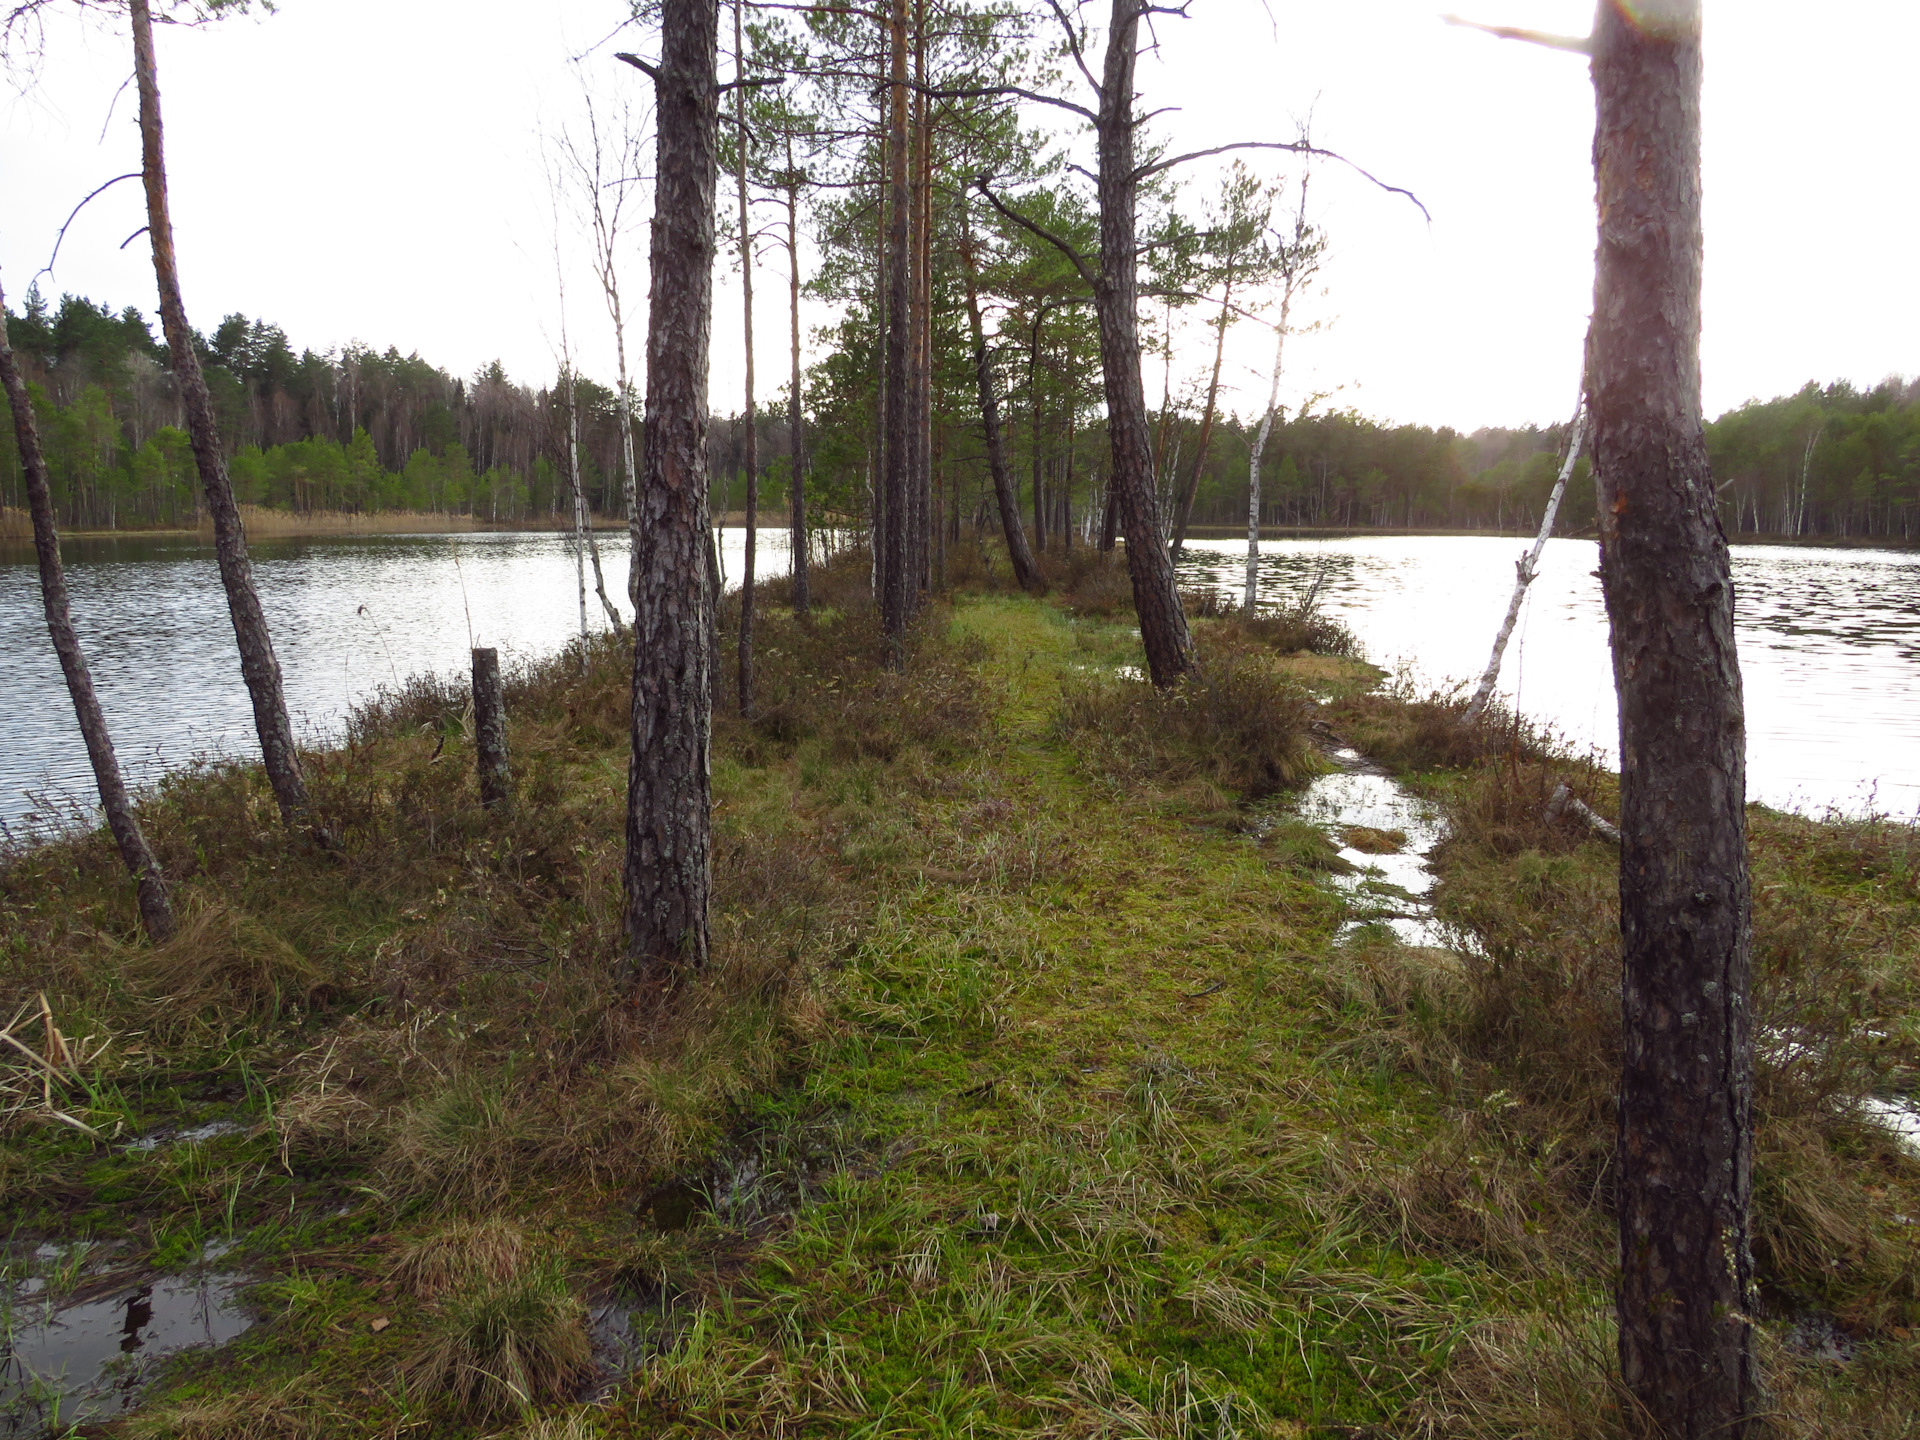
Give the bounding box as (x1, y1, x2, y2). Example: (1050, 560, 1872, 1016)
(1055, 652, 1320, 800)
(0, 505, 29, 541)
(403, 1259, 592, 1417)
(1327, 750, 1920, 1385)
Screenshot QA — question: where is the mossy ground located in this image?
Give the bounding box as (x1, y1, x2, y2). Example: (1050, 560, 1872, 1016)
(2, 559, 1915, 1438)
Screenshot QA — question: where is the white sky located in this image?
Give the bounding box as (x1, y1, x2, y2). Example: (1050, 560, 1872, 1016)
(3, 1, 1914, 434)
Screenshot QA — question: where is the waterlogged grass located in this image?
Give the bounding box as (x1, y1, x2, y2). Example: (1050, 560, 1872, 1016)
(3, 562, 1913, 1436)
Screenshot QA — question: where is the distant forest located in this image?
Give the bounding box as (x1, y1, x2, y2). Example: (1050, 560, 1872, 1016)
(3, 288, 1915, 541)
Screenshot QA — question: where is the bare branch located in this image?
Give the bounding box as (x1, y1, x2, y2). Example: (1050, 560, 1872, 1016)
(1135, 140, 1431, 222)
(614, 51, 660, 81)
(974, 177, 1097, 291)
(1042, 0, 1101, 97)
(37, 173, 142, 283)
(1441, 13, 1592, 55)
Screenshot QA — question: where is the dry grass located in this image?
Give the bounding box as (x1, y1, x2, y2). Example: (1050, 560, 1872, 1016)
(1323, 748, 1920, 1427)
(224, 506, 483, 537)
(0, 505, 29, 541)
(1055, 652, 1321, 800)
(403, 1260, 593, 1417)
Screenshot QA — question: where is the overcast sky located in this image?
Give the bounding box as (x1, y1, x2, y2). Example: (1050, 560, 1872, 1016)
(4, 1, 1914, 434)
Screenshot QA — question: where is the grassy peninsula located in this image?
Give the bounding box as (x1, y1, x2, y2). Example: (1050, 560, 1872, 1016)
(2, 551, 1916, 1438)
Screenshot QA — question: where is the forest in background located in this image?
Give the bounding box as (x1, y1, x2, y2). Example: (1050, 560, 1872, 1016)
(3, 286, 1916, 542)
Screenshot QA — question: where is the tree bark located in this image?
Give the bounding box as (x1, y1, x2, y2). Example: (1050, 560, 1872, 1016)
(879, 0, 913, 646)
(1029, 307, 1048, 553)
(959, 205, 1042, 591)
(1589, 4, 1755, 1434)
(622, 0, 719, 980)
(734, 0, 758, 717)
(1094, 0, 1193, 686)
(131, 0, 313, 831)
(1, 291, 175, 943)
(471, 647, 512, 811)
(785, 143, 810, 615)
(1170, 259, 1236, 557)
(910, 0, 934, 599)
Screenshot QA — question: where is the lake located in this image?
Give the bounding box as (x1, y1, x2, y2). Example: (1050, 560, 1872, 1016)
(2, 529, 1915, 831)
(1177, 535, 1920, 816)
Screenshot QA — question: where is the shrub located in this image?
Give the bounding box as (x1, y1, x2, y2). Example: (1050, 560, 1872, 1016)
(1056, 653, 1318, 799)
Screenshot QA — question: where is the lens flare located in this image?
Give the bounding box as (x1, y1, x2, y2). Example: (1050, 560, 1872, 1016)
(1615, 0, 1701, 39)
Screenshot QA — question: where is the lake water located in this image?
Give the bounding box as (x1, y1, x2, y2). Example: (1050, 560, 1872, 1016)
(0, 529, 793, 835)
(1177, 536, 1920, 816)
(2, 530, 1915, 831)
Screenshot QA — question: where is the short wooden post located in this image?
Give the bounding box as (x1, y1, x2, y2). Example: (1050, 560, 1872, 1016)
(472, 647, 511, 810)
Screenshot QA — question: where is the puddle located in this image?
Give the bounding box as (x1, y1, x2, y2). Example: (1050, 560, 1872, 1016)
(1, 1267, 252, 1435)
(1296, 751, 1453, 949)
(1858, 1095, 1920, 1160)
(122, 1119, 249, 1154)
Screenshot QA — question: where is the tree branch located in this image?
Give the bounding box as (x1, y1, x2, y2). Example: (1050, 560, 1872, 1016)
(1135, 140, 1431, 222)
(1441, 14, 1592, 55)
(614, 51, 660, 81)
(974, 178, 1097, 291)
(38, 172, 142, 283)
(1042, 0, 1102, 98)
(922, 81, 1097, 125)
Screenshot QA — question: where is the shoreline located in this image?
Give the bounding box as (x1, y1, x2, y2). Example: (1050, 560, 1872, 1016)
(5, 508, 1910, 551)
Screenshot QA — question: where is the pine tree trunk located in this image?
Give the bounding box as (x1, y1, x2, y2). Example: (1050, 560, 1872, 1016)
(786, 154, 810, 615)
(623, 0, 719, 980)
(1094, 0, 1193, 686)
(734, 0, 758, 716)
(879, 0, 913, 645)
(1590, 5, 1755, 1434)
(910, 0, 934, 600)
(131, 0, 313, 831)
(959, 206, 1041, 590)
(1171, 265, 1235, 557)
(1030, 315, 1047, 553)
(1, 293, 175, 942)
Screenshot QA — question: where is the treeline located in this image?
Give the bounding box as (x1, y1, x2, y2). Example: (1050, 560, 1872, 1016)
(6, 289, 1912, 543)
(0, 290, 631, 528)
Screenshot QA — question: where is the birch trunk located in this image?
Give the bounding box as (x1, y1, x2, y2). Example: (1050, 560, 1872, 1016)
(1462, 389, 1586, 723)
(1243, 292, 1291, 610)
(132, 0, 313, 831)
(1589, 4, 1755, 1431)
(622, 0, 719, 980)
(1, 292, 175, 942)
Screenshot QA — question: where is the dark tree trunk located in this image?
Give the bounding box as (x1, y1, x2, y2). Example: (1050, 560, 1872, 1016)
(132, 0, 314, 831)
(1170, 262, 1236, 557)
(879, 0, 913, 645)
(620, 0, 719, 980)
(1094, 0, 1193, 685)
(959, 207, 1041, 591)
(734, 0, 757, 717)
(910, 0, 934, 600)
(1029, 309, 1048, 553)
(1100, 468, 1120, 551)
(1, 292, 175, 943)
(785, 150, 810, 615)
(471, 647, 512, 811)
(1589, 4, 1755, 1434)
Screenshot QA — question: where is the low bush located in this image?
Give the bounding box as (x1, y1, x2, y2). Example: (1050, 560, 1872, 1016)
(403, 1259, 592, 1417)
(1056, 653, 1319, 799)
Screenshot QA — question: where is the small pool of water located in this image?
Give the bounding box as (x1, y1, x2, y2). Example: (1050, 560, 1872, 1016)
(1, 1262, 251, 1435)
(1296, 749, 1452, 949)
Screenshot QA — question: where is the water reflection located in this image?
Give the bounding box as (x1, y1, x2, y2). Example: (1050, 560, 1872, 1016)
(1176, 537, 1920, 816)
(2, 530, 1914, 827)
(0, 529, 790, 833)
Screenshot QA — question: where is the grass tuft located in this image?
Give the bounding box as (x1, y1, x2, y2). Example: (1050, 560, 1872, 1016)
(404, 1260, 593, 1417)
